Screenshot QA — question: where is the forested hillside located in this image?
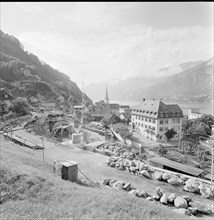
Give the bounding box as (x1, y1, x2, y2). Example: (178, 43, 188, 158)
(0, 30, 92, 105)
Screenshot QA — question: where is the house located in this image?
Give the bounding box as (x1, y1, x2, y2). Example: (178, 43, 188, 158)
(119, 112, 131, 125)
(109, 103, 120, 114)
(188, 108, 203, 120)
(0, 89, 15, 106)
(119, 105, 130, 113)
(130, 99, 184, 141)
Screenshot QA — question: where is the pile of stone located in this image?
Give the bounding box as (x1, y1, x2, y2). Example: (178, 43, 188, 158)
(154, 170, 214, 199)
(107, 156, 154, 178)
(101, 179, 214, 216)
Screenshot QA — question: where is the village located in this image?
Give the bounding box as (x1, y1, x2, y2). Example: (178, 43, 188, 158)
(1, 83, 214, 218)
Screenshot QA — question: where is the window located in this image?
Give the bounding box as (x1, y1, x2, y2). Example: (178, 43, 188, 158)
(153, 119, 156, 124)
(152, 126, 155, 131)
(160, 120, 163, 124)
(172, 119, 175, 124)
(141, 123, 144, 127)
(148, 125, 151, 129)
(160, 113, 164, 118)
(159, 127, 163, 132)
(145, 125, 147, 128)
(164, 126, 168, 131)
(165, 120, 168, 124)
(177, 118, 180, 123)
(149, 118, 151, 123)
(145, 117, 148, 122)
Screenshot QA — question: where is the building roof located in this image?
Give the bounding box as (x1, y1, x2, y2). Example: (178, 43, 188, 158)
(132, 100, 183, 118)
(120, 112, 131, 120)
(110, 103, 120, 109)
(149, 157, 203, 177)
(120, 105, 130, 109)
(0, 89, 14, 101)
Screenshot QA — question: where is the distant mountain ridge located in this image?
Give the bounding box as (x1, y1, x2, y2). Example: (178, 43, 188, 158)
(0, 30, 92, 105)
(85, 58, 213, 103)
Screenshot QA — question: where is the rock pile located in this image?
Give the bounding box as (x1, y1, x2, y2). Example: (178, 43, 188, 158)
(153, 170, 214, 199)
(101, 178, 214, 216)
(107, 156, 154, 178)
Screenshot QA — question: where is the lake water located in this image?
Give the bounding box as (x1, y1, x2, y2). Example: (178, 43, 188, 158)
(111, 100, 213, 116)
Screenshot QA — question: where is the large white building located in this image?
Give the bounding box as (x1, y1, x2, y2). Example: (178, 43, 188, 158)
(188, 108, 203, 120)
(130, 100, 184, 141)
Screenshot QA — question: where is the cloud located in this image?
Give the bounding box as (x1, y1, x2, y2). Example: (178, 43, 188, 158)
(18, 25, 213, 88)
(16, 2, 43, 13)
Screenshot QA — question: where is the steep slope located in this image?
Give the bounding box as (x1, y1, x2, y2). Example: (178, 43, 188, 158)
(0, 30, 92, 105)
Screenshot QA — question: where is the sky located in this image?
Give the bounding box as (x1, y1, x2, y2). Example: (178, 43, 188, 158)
(1, 2, 213, 88)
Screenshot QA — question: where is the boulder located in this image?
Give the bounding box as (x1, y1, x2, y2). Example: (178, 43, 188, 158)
(111, 157, 119, 162)
(146, 196, 153, 201)
(162, 173, 171, 181)
(154, 172, 162, 181)
(123, 160, 130, 167)
(107, 158, 113, 165)
(147, 166, 155, 172)
(140, 170, 151, 178)
(174, 196, 188, 209)
(138, 190, 148, 198)
(118, 165, 125, 171)
(200, 186, 213, 199)
(183, 178, 199, 193)
(112, 181, 124, 190)
(179, 175, 188, 181)
(160, 194, 168, 205)
(155, 187, 163, 197)
(188, 207, 198, 215)
(109, 162, 116, 167)
(123, 182, 131, 191)
(130, 161, 136, 167)
(101, 179, 112, 186)
(168, 193, 176, 203)
(130, 166, 137, 172)
(152, 193, 160, 201)
(128, 189, 139, 196)
(189, 201, 213, 215)
(109, 179, 117, 187)
(139, 163, 145, 171)
(173, 208, 191, 216)
(167, 177, 183, 186)
(182, 195, 192, 203)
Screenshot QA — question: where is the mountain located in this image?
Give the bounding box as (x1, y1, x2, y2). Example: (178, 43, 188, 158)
(142, 57, 213, 103)
(85, 59, 212, 103)
(0, 30, 92, 105)
(156, 60, 204, 78)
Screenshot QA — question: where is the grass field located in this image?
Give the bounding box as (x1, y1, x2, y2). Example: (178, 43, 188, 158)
(0, 139, 190, 220)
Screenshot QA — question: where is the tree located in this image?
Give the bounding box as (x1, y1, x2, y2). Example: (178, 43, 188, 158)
(182, 115, 214, 141)
(101, 113, 122, 128)
(0, 102, 8, 116)
(9, 99, 31, 116)
(164, 128, 177, 141)
(112, 123, 133, 140)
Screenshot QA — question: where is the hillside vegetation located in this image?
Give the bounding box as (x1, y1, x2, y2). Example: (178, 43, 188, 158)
(0, 30, 92, 105)
(0, 141, 186, 220)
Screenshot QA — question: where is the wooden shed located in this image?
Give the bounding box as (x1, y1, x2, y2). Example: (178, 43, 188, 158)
(149, 157, 203, 177)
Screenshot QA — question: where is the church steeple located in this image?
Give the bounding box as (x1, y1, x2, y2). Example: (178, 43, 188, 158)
(105, 83, 109, 104)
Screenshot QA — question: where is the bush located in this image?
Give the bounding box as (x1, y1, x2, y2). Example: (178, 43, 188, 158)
(9, 99, 31, 116)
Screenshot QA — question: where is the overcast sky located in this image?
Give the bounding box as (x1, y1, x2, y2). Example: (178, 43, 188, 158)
(1, 2, 213, 87)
